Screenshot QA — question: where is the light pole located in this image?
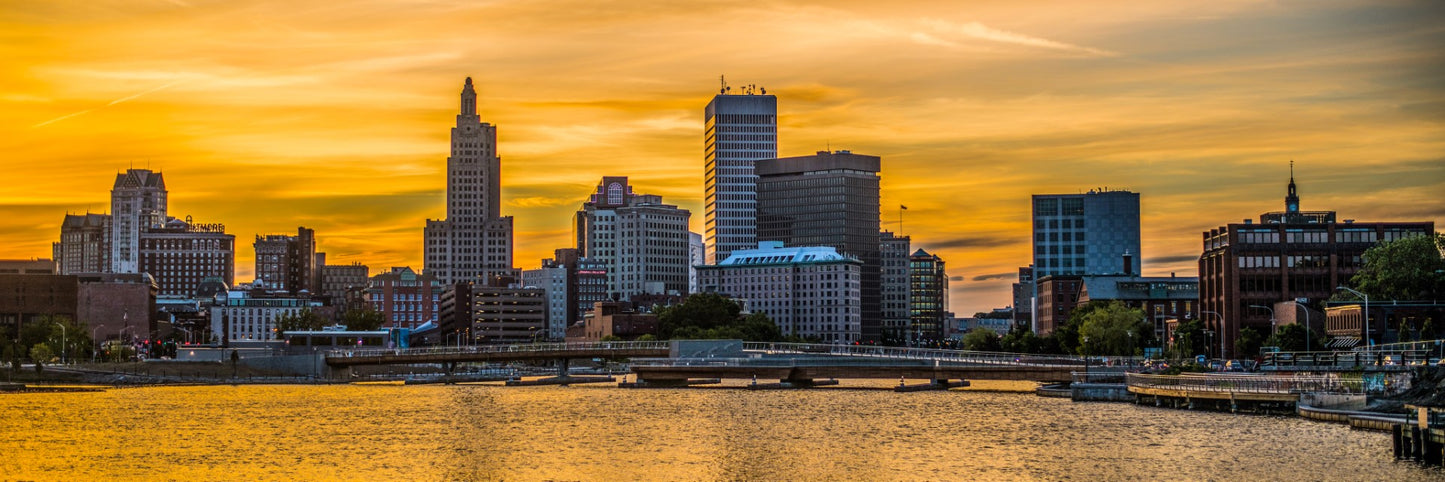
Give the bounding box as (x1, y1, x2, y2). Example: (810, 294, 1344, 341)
(1202, 329, 1214, 359)
(90, 324, 105, 363)
(117, 326, 133, 362)
(57, 322, 66, 365)
(1201, 310, 1223, 360)
(1291, 300, 1313, 353)
(1248, 305, 1276, 337)
(1336, 286, 1370, 347)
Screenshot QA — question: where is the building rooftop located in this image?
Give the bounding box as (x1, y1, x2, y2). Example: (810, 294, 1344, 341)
(713, 242, 855, 266)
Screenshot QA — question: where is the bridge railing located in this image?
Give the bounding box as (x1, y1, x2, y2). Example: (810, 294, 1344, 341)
(1351, 339, 1445, 355)
(1262, 350, 1431, 369)
(1126, 373, 1357, 394)
(327, 341, 670, 359)
(741, 342, 1088, 367)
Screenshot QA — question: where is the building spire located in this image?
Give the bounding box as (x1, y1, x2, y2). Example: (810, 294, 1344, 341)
(460, 77, 477, 116)
(1285, 160, 1299, 213)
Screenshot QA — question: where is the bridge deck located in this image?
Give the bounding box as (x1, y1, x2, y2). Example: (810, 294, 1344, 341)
(631, 363, 1077, 382)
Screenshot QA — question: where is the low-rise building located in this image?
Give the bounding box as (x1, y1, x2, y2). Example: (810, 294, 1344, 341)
(210, 290, 318, 343)
(565, 301, 659, 342)
(77, 273, 157, 342)
(365, 267, 443, 329)
(697, 242, 862, 343)
(437, 283, 547, 345)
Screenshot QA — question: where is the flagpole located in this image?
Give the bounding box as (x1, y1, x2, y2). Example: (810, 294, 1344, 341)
(900, 205, 907, 234)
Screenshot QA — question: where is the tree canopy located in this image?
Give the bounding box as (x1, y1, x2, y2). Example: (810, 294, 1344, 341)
(656, 293, 783, 341)
(340, 308, 386, 332)
(1265, 323, 1325, 352)
(1346, 232, 1445, 301)
(273, 309, 328, 335)
(961, 328, 1002, 351)
(1076, 301, 1152, 356)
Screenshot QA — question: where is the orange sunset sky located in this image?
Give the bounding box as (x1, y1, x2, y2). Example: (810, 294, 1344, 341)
(2, 0, 1442, 316)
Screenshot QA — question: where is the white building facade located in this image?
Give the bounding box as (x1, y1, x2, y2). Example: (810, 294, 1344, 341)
(520, 262, 569, 341)
(210, 290, 317, 343)
(575, 176, 691, 300)
(697, 242, 862, 343)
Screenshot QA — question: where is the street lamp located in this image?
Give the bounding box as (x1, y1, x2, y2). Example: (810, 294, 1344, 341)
(1291, 300, 1313, 353)
(56, 322, 66, 365)
(1249, 305, 1276, 338)
(1202, 329, 1214, 359)
(1201, 310, 1223, 359)
(117, 326, 133, 362)
(1336, 286, 1370, 347)
(90, 324, 105, 363)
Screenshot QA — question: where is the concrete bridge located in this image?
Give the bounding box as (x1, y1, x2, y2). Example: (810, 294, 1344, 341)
(326, 340, 1092, 387)
(325, 341, 672, 368)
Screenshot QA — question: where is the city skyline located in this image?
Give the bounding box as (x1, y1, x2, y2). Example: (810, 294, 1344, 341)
(3, 1, 1442, 316)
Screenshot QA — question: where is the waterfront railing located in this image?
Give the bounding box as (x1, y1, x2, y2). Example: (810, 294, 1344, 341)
(1126, 373, 1359, 394)
(741, 342, 1090, 367)
(1263, 350, 1431, 369)
(330, 341, 671, 358)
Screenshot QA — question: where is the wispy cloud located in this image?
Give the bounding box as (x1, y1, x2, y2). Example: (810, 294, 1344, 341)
(920, 19, 1119, 57)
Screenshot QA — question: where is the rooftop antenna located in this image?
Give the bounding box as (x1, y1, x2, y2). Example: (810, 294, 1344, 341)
(720, 75, 728, 95)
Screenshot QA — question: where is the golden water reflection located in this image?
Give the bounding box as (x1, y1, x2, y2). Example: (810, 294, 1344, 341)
(2, 382, 1440, 480)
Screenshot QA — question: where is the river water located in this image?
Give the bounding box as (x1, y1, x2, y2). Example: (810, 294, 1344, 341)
(2, 381, 1440, 481)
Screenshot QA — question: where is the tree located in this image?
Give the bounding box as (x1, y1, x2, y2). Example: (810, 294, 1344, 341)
(961, 328, 1002, 351)
(1346, 232, 1445, 301)
(340, 308, 386, 332)
(1170, 318, 1206, 359)
(273, 309, 327, 335)
(1000, 327, 1042, 353)
(657, 293, 742, 338)
(1055, 300, 1117, 355)
(1234, 327, 1264, 359)
(30, 343, 54, 374)
(15, 315, 91, 366)
(1076, 301, 1151, 356)
(655, 294, 784, 341)
(2, 341, 20, 378)
(1265, 323, 1325, 352)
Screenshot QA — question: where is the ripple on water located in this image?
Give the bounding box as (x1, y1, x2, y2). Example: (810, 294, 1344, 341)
(0, 384, 1442, 481)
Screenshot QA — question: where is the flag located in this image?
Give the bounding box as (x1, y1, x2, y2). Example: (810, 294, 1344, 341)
(901, 205, 908, 210)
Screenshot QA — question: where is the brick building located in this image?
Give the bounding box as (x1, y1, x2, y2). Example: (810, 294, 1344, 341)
(1199, 169, 1433, 357)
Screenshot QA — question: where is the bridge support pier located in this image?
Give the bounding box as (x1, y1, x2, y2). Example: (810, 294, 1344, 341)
(895, 378, 969, 393)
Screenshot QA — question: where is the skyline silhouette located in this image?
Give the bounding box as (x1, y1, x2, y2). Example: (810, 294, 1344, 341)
(3, 0, 1442, 316)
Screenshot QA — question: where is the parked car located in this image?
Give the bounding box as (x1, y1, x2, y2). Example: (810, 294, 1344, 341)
(1225, 359, 1256, 372)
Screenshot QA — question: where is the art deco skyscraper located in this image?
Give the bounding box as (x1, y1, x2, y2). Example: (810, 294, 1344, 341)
(425, 78, 515, 285)
(703, 83, 776, 264)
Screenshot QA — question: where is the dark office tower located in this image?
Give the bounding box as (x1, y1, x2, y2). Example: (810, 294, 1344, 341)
(880, 231, 912, 343)
(909, 249, 948, 343)
(253, 227, 317, 295)
(703, 85, 777, 265)
(425, 77, 515, 285)
(756, 150, 882, 341)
